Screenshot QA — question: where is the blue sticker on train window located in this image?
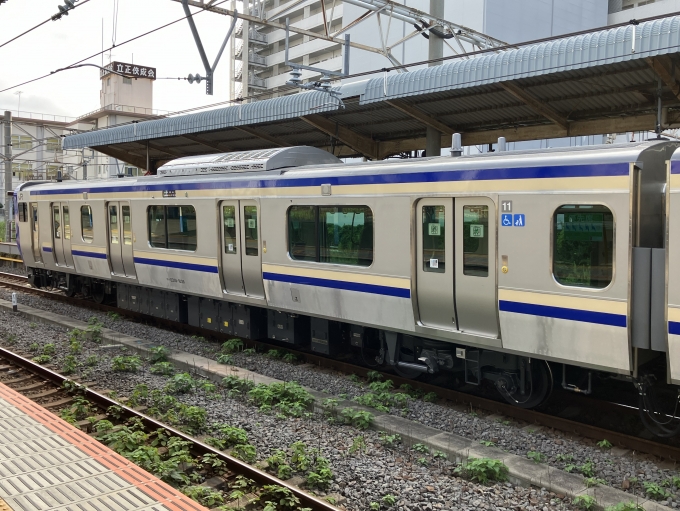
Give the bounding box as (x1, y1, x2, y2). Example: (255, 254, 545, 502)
(513, 214, 525, 227)
(501, 214, 512, 227)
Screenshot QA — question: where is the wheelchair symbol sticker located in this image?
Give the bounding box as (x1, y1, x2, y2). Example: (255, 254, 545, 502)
(501, 214, 512, 226)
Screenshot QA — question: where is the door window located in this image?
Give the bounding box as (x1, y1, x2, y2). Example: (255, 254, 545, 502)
(53, 205, 61, 239)
(223, 205, 237, 254)
(32, 204, 38, 233)
(244, 206, 258, 256)
(109, 205, 119, 244)
(422, 205, 445, 273)
(462, 205, 489, 277)
(122, 206, 132, 245)
(63, 206, 71, 240)
(81, 205, 94, 242)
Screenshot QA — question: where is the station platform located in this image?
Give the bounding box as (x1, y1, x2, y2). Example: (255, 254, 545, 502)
(0, 382, 207, 511)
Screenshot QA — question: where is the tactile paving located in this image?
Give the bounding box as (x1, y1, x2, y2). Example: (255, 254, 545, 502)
(0, 383, 208, 511)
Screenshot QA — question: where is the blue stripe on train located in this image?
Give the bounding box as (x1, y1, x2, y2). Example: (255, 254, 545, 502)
(263, 272, 411, 299)
(31, 163, 629, 195)
(669, 321, 680, 335)
(42, 247, 52, 253)
(72, 250, 107, 259)
(133, 256, 219, 274)
(499, 300, 627, 328)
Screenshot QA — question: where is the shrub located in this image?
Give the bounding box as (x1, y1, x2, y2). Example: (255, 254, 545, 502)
(42, 343, 55, 355)
(379, 432, 401, 447)
(412, 443, 429, 454)
(423, 392, 438, 402)
(149, 345, 170, 363)
(527, 451, 546, 463)
(382, 494, 397, 506)
(573, 495, 596, 510)
(150, 362, 175, 376)
(259, 485, 300, 509)
(340, 407, 374, 429)
(456, 458, 509, 484)
(181, 486, 225, 507)
(216, 353, 233, 365)
(111, 355, 142, 372)
(33, 354, 51, 364)
(61, 355, 78, 375)
(231, 443, 257, 463)
(164, 373, 195, 394)
(597, 439, 613, 449)
(366, 370, 383, 382)
(221, 339, 243, 353)
(585, 477, 606, 488)
(217, 424, 249, 446)
(643, 482, 670, 500)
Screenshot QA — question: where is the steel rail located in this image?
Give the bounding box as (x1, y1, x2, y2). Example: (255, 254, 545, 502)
(1, 271, 679, 460)
(0, 345, 338, 511)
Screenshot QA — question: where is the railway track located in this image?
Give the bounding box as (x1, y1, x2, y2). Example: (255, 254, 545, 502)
(1, 270, 679, 463)
(0, 343, 337, 511)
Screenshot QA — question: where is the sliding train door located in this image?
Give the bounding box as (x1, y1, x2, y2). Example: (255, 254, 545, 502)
(454, 197, 498, 337)
(107, 201, 136, 278)
(220, 200, 264, 299)
(51, 202, 73, 267)
(416, 199, 456, 329)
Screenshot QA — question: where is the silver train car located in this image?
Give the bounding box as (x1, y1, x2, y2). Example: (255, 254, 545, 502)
(14, 141, 680, 431)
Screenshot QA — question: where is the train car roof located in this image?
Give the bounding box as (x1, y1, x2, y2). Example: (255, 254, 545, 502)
(23, 140, 678, 194)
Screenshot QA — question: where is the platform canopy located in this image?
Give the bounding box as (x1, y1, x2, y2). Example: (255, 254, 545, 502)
(64, 14, 680, 171)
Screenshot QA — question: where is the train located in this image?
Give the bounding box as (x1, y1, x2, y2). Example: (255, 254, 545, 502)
(12, 140, 680, 435)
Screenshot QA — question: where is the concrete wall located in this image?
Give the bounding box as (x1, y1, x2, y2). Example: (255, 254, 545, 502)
(609, 0, 680, 24)
(100, 75, 153, 110)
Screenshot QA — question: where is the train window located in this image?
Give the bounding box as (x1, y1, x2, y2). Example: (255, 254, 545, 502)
(147, 205, 197, 251)
(167, 206, 197, 251)
(81, 205, 93, 243)
(553, 205, 614, 289)
(422, 205, 445, 273)
(63, 206, 71, 240)
(244, 206, 258, 256)
(18, 203, 27, 223)
(223, 206, 237, 254)
(122, 206, 132, 245)
(288, 206, 317, 262)
(53, 205, 61, 239)
(148, 206, 166, 248)
(462, 205, 489, 277)
(319, 206, 373, 266)
(109, 205, 119, 244)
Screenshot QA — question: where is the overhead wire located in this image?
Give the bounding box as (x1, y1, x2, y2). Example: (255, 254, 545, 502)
(0, 0, 230, 94)
(0, 0, 95, 50)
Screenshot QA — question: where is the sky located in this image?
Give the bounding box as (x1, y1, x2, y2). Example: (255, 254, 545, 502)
(0, 0, 238, 118)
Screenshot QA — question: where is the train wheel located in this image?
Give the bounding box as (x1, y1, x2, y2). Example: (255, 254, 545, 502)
(497, 359, 553, 409)
(91, 282, 106, 304)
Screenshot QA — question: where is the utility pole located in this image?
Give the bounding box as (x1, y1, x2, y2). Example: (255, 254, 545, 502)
(425, 0, 444, 158)
(4, 111, 12, 242)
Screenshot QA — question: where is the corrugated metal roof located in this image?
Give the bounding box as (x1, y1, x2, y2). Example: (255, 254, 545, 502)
(361, 16, 680, 104)
(63, 90, 342, 150)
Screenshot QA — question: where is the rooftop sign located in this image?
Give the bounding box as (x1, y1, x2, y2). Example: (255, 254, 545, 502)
(100, 61, 156, 80)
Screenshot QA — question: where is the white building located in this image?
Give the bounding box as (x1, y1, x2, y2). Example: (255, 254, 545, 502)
(608, 0, 680, 24)
(1, 60, 166, 195)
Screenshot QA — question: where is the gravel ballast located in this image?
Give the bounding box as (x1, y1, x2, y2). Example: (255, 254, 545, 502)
(0, 288, 679, 508)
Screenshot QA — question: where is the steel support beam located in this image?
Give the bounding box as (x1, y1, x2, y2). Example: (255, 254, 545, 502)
(181, 134, 232, 152)
(302, 115, 378, 160)
(235, 126, 287, 147)
(499, 81, 569, 129)
(646, 56, 680, 102)
(386, 100, 454, 134)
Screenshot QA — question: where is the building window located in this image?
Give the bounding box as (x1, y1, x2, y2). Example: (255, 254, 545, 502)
(147, 205, 197, 251)
(553, 205, 614, 289)
(81, 205, 94, 243)
(287, 205, 373, 267)
(107, 78, 111, 87)
(11, 135, 32, 150)
(46, 137, 61, 152)
(123, 76, 132, 84)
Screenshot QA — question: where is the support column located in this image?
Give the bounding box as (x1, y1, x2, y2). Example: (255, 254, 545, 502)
(425, 0, 444, 157)
(4, 111, 11, 242)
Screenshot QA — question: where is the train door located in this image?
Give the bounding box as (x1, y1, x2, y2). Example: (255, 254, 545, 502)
(108, 201, 136, 278)
(220, 201, 245, 295)
(416, 199, 456, 329)
(30, 202, 42, 263)
(241, 200, 265, 298)
(52, 204, 66, 266)
(62, 205, 74, 267)
(454, 197, 498, 337)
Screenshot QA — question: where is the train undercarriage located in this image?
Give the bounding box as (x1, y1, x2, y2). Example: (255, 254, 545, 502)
(26, 267, 680, 436)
